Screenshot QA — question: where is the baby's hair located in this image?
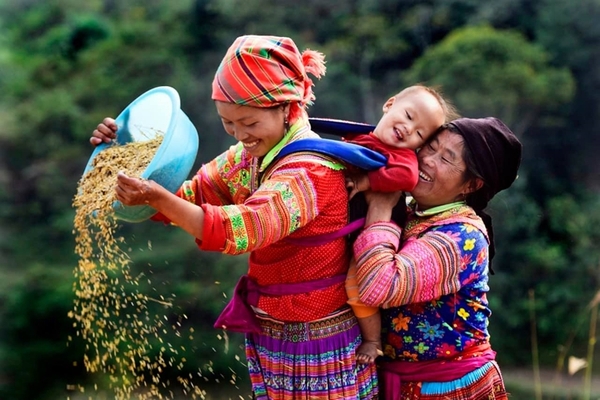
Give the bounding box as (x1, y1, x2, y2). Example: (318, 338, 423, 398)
(394, 84, 460, 123)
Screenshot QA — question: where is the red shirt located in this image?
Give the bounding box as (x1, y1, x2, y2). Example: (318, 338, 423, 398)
(153, 130, 350, 322)
(346, 133, 418, 192)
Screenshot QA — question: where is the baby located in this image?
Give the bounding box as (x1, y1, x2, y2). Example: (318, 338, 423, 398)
(345, 85, 457, 363)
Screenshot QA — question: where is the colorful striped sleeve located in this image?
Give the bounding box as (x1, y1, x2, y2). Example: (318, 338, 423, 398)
(149, 145, 241, 224)
(200, 159, 343, 255)
(184, 143, 249, 206)
(353, 221, 462, 308)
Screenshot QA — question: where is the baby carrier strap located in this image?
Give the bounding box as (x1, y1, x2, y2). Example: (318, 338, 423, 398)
(276, 117, 384, 170)
(276, 137, 386, 171)
(309, 117, 376, 136)
(275, 118, 387, 246)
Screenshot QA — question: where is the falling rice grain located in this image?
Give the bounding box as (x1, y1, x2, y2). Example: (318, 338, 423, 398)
(70, 136, 207, 399)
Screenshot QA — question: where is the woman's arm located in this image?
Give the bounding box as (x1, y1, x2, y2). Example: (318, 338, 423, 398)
(353, 191, 472, 308)
(353, 223, 463, 308)
(115, 144, 247, 239)
(91, 118, 237, 237)
(209, 159, 345, 254)
(116, 172, 206, 239)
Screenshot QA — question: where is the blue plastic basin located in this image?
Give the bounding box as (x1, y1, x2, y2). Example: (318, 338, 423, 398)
(82, 86, 199, 222)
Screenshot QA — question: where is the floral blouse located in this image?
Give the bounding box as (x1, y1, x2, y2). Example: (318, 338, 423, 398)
(353, 204, 492, 361)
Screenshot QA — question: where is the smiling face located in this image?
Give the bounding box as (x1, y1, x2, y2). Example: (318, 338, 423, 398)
(372, 88, 446, 151)
(411, 129, 477, 210)
(215, 101, 290, 157)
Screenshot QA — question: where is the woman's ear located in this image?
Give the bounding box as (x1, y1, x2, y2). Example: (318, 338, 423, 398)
(468, 178, 485, 194)
(282, 103, 291, 119)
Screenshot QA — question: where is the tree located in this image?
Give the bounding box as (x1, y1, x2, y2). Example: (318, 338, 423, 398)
(534, 0, 600, 193)
(404, 24, 575, 137)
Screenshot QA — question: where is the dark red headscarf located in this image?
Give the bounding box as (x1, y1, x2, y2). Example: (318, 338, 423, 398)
(449, 117, 522, 269)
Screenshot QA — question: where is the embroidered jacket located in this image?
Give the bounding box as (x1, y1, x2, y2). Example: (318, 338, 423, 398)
(353, 204, 492, 361)
(155, 121, 350, 322)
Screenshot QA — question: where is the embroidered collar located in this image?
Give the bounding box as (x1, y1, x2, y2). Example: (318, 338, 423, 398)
(259, 118, 312, 172)
(405, 200, 486, 241)
(414, 201, 467, 217)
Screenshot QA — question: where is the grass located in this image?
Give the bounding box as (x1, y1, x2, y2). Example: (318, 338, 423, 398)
(518, 287, 600, 400)
(503, 367, 600, 400)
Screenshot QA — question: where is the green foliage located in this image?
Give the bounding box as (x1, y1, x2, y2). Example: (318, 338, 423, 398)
(405, 24, 575, 132)
(535, 0, 600, 69)
(489, 178, 600, 365)
(0, 263, 86, 399)
(533, 0, 600, 195)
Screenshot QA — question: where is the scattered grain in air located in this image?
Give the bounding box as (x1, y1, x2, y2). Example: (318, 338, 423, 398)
(70, 135, 207, 399)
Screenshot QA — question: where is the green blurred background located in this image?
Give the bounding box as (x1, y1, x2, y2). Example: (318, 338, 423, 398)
(1, 0, 600, 399)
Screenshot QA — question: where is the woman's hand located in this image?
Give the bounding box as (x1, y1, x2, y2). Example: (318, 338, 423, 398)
(116, 171, 206, 240)
(364, 190, 404, 225)
(115, 171, 156, 206)
(90, 117, 118, 146)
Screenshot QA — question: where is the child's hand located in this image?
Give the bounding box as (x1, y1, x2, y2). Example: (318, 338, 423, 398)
(90, 117, 118, 146)
(346, 173, 370, 200)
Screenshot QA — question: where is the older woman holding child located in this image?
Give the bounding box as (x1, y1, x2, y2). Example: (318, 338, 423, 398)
(353, 117, 522, 399)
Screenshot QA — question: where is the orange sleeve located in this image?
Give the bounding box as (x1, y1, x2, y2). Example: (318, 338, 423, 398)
(346, 259, 379, 318)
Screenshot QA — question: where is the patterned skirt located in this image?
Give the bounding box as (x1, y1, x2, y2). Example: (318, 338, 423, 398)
(387, 361, 507, 400)
(245, 306, 378, 399)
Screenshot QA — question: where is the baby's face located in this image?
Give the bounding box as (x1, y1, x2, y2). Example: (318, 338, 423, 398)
(373, 89, 445, 150)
